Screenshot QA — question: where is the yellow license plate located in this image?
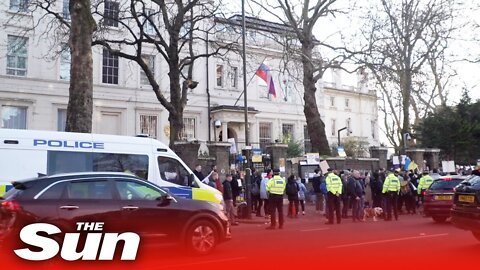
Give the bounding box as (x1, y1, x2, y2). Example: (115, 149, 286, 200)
(434, 195, 452, 201)
(458, 195, 475, 203)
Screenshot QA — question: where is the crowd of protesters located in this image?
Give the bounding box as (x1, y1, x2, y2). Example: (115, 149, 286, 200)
(192, 162, 480, 227)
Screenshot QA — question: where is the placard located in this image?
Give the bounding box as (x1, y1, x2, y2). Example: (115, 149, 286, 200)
(319, 160, 330, 173)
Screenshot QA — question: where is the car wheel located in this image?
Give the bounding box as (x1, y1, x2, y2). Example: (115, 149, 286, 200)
(472, 231, 480, 241)
(186, 220, 218, 255)
(432, 216, 447, 223)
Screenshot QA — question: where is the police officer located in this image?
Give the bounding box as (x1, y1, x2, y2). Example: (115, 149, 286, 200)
(266, 168, 287, 230)
(325, 168, 343, 225)
(417, 171, 434, 196)
(383, 169, 401, 221)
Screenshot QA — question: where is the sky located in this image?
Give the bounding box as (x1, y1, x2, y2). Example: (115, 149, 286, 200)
(220, 0, 480, 150)
(222, 0, 480, 103)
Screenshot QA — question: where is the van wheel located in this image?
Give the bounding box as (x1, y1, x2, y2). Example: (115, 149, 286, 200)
(473, 231, 480, 241)
(432, 216, 447, 223)
(186, 220, 218, 255)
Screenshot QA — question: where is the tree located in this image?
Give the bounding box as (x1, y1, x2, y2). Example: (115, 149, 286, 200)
(66, 0, 96, 132)
(93, 0, 232, 147)
(415, 91, 480, 164)
(250, 0, 346, 156)
(357, 0, 460, 151)
(331, 137, 370, 158)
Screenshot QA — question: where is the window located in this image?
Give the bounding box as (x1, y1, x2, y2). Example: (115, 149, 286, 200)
(330, 119, 336, 136)
(37, 182, 67, 200)
(9, 0, 28, 12)
(429, 179, 464, 190)
(143, 8, 156, 35)
(282, 123, 294, 143)
(181, 117, 196, 140)
(104, 0, 119, 27)
(57, 109, 67, 131)
(216, 64, 224, 87)
(2, 106, 27, 129)
(63, 0, 70, 20)
(7, 35, 28, 76)
(304, 125, 312, 153)
(115, 180, 165, 200)
(59, 46, 71, 80)
(330, 97, 335, 107)
(102, 49, 119, 84)
(158, 156, 192, 187)
(47, 151, 149, 180)
(229, 66, 238, 89)
(99, 111, 121, 134)
(259, 122, 272, 150)
(345, 98, 350, 108)
(140, 55, 154, 86)
(346, 118, 351, 136)
(67, 181, 113, 200)
(93, 153, 149, 179)
(139, 114, 157, 138)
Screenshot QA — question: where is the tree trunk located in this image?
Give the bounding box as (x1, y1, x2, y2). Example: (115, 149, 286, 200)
(65, 0, 96, 133)
(167, 52, 185, 148)
(401, 69, 412, 153)
(169, 111, 183, 148)
(301, 43, 331, 155)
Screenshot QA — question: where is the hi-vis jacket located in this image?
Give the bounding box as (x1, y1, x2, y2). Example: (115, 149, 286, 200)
(325, 172, 343, 195)
(382, 173, 400, 193)
(417, 175, 434, 194)
(266, 175, 286, 195)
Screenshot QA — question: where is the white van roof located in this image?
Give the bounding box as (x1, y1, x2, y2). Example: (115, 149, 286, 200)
(0, 128, 174, 155)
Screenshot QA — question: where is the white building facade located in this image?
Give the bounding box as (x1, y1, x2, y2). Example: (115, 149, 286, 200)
(0, 1, 379, 155)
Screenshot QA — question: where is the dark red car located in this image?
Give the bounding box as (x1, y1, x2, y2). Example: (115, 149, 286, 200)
(0, 172, 230, 256)
(423, 175, 466, 223)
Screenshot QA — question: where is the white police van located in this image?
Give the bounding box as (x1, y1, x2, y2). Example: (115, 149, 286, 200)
(0, 129, 222, 204)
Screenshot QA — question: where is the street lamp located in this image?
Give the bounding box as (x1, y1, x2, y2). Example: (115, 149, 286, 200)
(337, 127, 348, 146)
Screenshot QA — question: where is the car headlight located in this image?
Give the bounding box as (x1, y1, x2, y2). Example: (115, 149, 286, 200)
(208, 201, 224, 212)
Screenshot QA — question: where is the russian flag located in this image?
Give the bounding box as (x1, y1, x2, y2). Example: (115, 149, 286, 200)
(255, 63, 277, 97)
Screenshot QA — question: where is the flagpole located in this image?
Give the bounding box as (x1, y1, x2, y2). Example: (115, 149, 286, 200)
(242, 0, 253, 220)
(242, 0, 248, 147)
(233, 57, 267, 107)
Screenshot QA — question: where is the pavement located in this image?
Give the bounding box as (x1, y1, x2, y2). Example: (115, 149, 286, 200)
(3, 203, 479, 270)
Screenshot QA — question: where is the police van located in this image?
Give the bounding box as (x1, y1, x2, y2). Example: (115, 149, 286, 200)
(0, 129, 223, 204)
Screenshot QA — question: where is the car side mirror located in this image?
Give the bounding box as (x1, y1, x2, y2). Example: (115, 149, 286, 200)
(157, 194, 174, 207)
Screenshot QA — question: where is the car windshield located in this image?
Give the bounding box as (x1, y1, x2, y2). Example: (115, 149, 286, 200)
(429, 179, 463, 190)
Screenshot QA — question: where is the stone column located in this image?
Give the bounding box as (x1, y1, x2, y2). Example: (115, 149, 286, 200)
(266, 143, 288, 171)
(425, 148, 441, 171)
(221, 122, 228, 142)
(406, 148, 426, 171)
(369, 146, 389, 170)
(207, 142, 231, 179)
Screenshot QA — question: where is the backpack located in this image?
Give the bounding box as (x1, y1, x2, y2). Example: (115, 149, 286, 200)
(286, 182, 299, 196)
(320, 182, 328, 194)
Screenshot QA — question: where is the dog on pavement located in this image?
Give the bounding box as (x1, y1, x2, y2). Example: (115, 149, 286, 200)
(363, 207, 383, 222)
